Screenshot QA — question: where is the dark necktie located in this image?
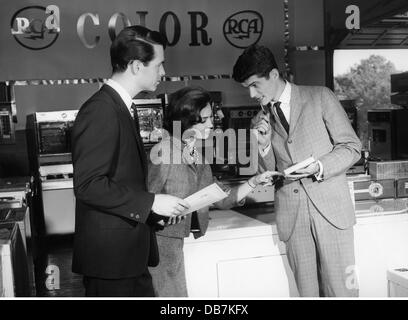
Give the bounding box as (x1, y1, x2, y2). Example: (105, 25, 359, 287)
(273, 101, 289, 134)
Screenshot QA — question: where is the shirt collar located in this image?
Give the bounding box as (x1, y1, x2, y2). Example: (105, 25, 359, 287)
(105, 79, 133, 111)
(277, 81, 291, 104)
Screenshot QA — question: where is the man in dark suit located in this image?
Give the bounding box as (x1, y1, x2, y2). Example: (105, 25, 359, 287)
(232, 45, 361, 296)
(71, 26, 189, 297)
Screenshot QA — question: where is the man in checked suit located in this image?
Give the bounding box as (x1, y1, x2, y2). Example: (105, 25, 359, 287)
(72, 26, 189, 297)
(232, 45, 361, 297)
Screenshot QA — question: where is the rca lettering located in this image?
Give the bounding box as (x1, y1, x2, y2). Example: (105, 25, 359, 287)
(11, 5, 60, 36)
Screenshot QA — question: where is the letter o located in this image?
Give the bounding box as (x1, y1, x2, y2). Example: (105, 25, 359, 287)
(108, 12, 131, 41)
(159, 11, 181, 46)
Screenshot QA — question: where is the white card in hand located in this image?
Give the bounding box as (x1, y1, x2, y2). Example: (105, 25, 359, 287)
(183, 183, 228, 214)
(284, 156, 315, 175)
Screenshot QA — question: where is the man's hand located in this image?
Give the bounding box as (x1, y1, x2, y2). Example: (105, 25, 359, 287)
(285, 161, 320, 180)
(152, 194, 190, 217)
(157, 215, 186, 227)
(251, 112, 272, 149)
(251, 171, 284, 186)
(166, 215, 186, 225)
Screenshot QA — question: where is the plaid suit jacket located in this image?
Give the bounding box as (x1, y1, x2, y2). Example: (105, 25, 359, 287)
(259, 84, 362, 241)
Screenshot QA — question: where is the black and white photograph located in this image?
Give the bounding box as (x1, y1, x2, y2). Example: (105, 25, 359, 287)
(1, 0, 408, 305)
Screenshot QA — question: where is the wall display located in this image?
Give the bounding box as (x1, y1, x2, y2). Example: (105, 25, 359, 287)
(1, 0, 284, 80)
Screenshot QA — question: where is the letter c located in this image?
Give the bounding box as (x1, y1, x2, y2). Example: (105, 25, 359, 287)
(77, 13, 100, 49)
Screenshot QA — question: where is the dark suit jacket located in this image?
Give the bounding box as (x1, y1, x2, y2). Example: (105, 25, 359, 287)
(71, 84, 158, 279)
(259, 84, 362, 241)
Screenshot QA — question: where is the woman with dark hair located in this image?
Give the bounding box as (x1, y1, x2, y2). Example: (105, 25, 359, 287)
(147, 86, 281, 296)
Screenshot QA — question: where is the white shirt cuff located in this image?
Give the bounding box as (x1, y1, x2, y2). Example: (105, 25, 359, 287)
(315, 160, 324, 181)
(259, 143, 271, 157)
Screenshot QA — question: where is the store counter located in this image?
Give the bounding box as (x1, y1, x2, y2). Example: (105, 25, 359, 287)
(353, 198, 408, 297)
(184, 198, 408, 297)
(184, 207, 298, 297)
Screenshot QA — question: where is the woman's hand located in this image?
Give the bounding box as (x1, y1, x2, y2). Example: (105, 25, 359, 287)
(250, 171, 284, 187)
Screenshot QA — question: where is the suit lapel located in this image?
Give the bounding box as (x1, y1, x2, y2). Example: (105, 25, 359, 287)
(100, 85, 148, 176)
(288, 84, 305, 137)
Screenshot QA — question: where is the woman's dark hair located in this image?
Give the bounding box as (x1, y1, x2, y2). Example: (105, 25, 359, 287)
(232, 44, 279, 83)
(110, 25, 166, 73)
(163, 86, 212, 135)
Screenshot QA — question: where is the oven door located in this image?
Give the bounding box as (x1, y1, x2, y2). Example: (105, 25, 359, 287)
(38, 122, 70, 155)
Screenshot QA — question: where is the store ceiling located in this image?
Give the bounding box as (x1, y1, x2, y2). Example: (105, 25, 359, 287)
(339, 12, 408, 48)
(326, 0, 408, 48)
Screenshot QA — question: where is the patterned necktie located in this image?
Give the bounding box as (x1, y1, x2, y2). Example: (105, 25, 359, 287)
(274, 101, 289, 134)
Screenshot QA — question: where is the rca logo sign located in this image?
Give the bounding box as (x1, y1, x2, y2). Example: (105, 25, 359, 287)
(9, 6, 265, 50)
(10, 5, 60, 50)
(223, 10, 263, 49)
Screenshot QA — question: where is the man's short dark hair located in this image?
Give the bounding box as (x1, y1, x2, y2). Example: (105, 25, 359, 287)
(110, 25, 166, 74)
(232, 45, 279, 83)
(163, 86, 212, 135)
